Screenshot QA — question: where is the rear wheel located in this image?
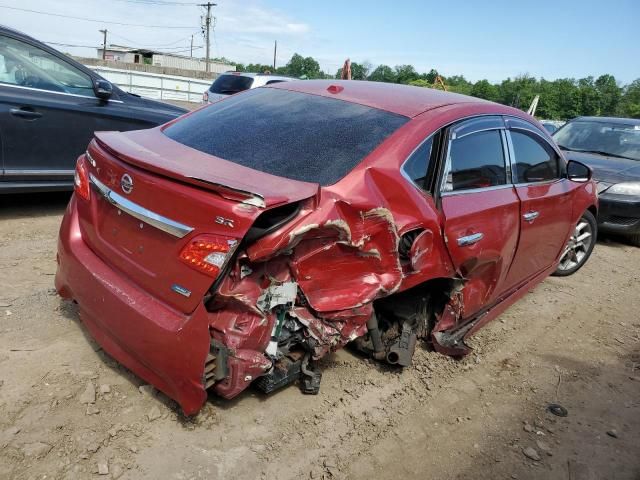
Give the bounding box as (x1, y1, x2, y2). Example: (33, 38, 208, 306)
(553, 210, 597, 277)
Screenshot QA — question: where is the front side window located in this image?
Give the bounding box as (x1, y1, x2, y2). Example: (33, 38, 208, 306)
(0, 35, 94, 96)
(511, 131, 559, 183)
(444, 129, 507, 192)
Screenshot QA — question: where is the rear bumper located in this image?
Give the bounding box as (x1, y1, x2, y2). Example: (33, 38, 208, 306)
(597, 194, 640, 235)
(55, 196, 210, 415)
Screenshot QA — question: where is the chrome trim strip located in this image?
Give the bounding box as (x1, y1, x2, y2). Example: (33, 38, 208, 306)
(90, 174, 194, 238)
(3, 169, 75, 176)
(440, 184, 514, 197)
(513, 179, 561, 188)
(0, 82, 124, 103)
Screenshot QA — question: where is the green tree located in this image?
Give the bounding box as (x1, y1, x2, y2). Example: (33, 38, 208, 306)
(620, 78, 640, 118)
(368, 64, 396, 83)
(424, 68, 439, 84)
(394, 64, 419, 84)
(407, 79, 431, 88)
(595, 74, 621, 115)
(285, 53, 321, 79)
(577, 77, 600, 116)
(471, 79, 499, 101)
(497, 75, 537, 110)
(446, 75, 473, 95)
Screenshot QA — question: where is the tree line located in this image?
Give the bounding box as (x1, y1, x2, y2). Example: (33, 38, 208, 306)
(224, 53, 640, 120)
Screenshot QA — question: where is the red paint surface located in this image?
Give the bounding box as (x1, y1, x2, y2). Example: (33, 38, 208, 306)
(56, 81, 598, 414)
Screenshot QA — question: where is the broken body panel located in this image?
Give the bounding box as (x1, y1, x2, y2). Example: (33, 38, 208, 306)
(55, 82, 597, 414)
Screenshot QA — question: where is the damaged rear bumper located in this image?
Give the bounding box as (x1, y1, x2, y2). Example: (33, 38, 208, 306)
(55, 196, 210, 415)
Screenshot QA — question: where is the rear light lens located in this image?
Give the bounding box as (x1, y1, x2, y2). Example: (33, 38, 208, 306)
(179, 235, 237, 277)
(74, 155, 91, 201)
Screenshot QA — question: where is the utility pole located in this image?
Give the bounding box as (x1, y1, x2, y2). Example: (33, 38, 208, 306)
(273, 40, 277, 70)
(199, 2, 216, 73)
(99, 29, 107, 60)
(190, 35, 193, 58)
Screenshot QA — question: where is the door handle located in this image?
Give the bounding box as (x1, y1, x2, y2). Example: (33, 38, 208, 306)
(523, 211, 540, 223)
(457, 232, 483, 247)
(10, 108, 43, 120)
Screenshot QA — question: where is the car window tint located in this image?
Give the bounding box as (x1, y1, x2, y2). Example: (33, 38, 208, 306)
(511, 131, 559, 183)
(445, 130, 507, 192)
(0, 35, 94, 97)
(402, 136, 434, 190)
(164, 88, 408, 186)
(209, 74, 254, 94)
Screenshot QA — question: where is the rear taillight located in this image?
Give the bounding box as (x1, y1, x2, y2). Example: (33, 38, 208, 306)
(179, 235, 237, 277)
(202, 90, 209, 103)
(74, 155, 90, 201)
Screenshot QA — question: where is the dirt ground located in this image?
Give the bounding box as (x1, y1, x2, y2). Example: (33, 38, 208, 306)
(0, 191, 639, 480)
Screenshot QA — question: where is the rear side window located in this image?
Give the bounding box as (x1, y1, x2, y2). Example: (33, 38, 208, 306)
(510, 131, 559, 183)
(209, 74, 254, 94)
(164, 88, 408, 186)
(444, 130, 507, 192)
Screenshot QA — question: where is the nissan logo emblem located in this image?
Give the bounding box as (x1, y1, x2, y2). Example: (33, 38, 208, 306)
(120, 174, 133, 194)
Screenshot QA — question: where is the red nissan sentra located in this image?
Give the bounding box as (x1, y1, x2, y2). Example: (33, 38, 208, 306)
(56, 81, 598, 414)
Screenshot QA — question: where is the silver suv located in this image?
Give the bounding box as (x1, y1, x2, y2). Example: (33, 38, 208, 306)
(202, 72, 295, 103)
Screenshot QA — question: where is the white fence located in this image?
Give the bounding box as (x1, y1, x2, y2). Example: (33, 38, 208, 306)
(86, 65, 212, 103)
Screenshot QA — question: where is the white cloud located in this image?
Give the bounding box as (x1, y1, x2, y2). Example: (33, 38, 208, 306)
(216, 6, 310, 36)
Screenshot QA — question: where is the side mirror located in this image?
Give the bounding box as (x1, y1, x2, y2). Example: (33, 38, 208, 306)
(567, 160, 592, 183)
(93, 79, 113, 100)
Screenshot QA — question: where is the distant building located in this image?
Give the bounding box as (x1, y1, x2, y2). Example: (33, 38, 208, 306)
(97, 45, 234, 74)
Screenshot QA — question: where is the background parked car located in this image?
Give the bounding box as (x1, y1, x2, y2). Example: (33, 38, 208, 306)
(553, 116, 640, 246)
(202, 71, 295, 103)
(539, 119, 565, 134)
(0, 25, 187, 193)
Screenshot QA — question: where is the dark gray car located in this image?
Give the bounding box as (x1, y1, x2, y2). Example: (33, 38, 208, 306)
(0, 25, 187, 193)
(553, 116, 640, 246)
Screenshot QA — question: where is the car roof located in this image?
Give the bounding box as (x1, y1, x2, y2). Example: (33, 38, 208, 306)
(221, 72, 294, 80)
(571, 116, 640, 126)
(267, 79, 496, 118)
(0, 24, 36, 40)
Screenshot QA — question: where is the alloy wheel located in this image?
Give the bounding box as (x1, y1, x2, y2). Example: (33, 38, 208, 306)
(556, 219, 593, 272)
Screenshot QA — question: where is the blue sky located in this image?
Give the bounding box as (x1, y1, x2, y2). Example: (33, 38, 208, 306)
(1, 0, 638, 83)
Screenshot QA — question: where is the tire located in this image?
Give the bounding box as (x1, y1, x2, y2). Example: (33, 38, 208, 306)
(628, 233, 640, 247)
(552, 210, 597, 277)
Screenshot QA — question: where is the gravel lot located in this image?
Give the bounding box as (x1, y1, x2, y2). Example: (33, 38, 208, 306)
(1, 191, 639, 480)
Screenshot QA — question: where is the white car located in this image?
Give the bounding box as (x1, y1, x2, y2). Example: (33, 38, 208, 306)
(202, 72, 295, 103)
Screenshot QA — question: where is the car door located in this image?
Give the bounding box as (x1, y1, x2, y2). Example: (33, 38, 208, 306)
(0, 33, 150, 185)
(503, 118, 573, 288)
(439, 117, 521, 319)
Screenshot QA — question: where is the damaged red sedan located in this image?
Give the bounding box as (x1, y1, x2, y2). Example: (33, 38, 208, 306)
(55, 81, 598, 414)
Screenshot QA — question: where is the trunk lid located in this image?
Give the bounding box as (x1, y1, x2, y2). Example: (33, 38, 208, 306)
(77, 129, 317, 314)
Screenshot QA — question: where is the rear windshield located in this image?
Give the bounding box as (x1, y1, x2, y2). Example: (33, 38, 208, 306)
(209, 74, 254, 94)
(163, 88, 408, 186)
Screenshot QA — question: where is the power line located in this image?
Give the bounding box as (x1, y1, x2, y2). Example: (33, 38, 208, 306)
(110, 0, 199, 5)
(0, 5, 194, 28)
(108, 30, 201, 48)
(44, 41, 203, 56)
